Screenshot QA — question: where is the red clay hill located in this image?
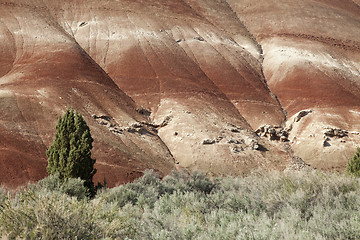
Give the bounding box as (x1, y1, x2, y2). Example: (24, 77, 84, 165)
(0, 0, 359, 187)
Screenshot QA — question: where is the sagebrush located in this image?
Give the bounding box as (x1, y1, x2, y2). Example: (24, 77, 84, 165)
(1, 170, 360, 239)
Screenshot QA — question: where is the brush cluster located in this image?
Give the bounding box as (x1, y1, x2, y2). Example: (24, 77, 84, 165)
(1, 170, 359, 239)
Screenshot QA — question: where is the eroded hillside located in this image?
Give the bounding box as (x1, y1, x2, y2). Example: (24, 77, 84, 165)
(228, 0, 360, 170)
(0, 0, 359, 187)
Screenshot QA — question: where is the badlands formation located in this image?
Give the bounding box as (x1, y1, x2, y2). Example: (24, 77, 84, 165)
(0, 0, 359, 187)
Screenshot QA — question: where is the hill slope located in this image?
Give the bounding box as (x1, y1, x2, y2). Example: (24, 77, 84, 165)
(0, 0, 359, 186)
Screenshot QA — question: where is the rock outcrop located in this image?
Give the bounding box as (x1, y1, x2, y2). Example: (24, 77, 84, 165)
(228, 0, 360, 171)
(256, 125, 289, 142)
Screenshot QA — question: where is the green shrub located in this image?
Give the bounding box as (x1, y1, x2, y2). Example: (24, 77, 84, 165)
(46, 108, 96, 196)
(186, 171, 215, 194)
(347, 147, 360, 177)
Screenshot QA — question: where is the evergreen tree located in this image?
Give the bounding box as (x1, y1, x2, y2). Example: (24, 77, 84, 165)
(46, 108, 97, 195)
(346, 147, 360, 177)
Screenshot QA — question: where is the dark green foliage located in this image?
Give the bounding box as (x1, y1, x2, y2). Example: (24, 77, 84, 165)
(186, 171, 215, 194)
(347, 147, 360, 177)
(46, 109, 96, 195)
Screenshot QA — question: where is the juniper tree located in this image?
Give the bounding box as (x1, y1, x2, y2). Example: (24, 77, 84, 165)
(347, 147, 360, 177)
(46, 108, 97, 195)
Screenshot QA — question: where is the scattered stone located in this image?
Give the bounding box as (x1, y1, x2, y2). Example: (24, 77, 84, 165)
(231, 146, 243, 153)
(227, 139, 244, 144)
(280, 136, 288, 142)
(249, 139, 260, 150)
(285, 124, 293, 132)
(98, 120, 108, 126)
(110, 127, 123, 135)
(231, 128, 240, 133)
(323, 140, 331, 147)
(159, 116, 173, 127)
(93, 115, 112, 121)
(79, 22, 87, 27)
(203, 139, 215, 145)
(93, 114, 157, 136)
(256, 125, 289, 142)
(294, 110, 312, 122)
(215, 136, 224, 143)
(136, 108, 151, 117)
(286, 156, 311, 171)
(131, 123, 142, 128)
(324, 128, 348, 138)
(194, 36, 204, 41)
(125, 127, 136, 133)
